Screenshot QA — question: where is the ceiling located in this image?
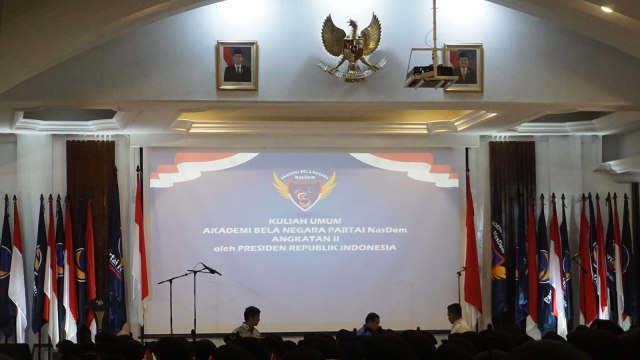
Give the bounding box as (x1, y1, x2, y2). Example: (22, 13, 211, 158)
(0, 0, 639, 138)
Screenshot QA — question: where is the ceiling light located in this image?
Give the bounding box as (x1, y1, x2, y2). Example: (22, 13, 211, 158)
(600, 6, 613, 13)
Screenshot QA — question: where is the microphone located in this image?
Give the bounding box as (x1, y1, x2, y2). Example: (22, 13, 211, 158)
(200, 262, 222, 276)
(456, 266, 466, 275)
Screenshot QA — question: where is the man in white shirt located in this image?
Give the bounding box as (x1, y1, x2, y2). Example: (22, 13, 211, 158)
(447, 303, 470, 334)
(232, 306, 261, 338)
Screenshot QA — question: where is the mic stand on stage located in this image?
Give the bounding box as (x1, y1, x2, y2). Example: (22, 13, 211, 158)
(456, 267, 466, 304)
(157, 272, 190, 336)
(188, 264, 221, 341)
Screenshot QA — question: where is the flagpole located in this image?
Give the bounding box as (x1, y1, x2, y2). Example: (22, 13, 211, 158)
(138, 148, 145, 342)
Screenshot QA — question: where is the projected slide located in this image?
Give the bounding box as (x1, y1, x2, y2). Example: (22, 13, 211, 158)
(145, 150, 463, 334)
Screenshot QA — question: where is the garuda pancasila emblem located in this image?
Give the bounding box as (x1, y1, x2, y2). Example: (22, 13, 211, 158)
(318, 13, 386, 83)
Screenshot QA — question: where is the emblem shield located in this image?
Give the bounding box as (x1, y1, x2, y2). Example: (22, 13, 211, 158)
(342, 38, 364, 62)
(288, 179, 322, 211)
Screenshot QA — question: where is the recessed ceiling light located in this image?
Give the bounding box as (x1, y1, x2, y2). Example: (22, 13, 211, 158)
(600, 5, 613, 13)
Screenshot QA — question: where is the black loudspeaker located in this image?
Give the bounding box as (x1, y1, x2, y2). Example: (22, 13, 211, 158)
(0, 344, 32, 360)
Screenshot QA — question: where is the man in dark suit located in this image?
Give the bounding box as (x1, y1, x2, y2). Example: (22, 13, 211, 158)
(224, 48, 252, 82)
(452, 51, 477, 84)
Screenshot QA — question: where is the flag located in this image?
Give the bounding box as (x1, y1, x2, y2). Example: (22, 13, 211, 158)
(463, 169, 482, 328)
(604, 194, 618, 323)
(9, 197, 27, 343)
(490, 176, 508, 320)
(525, 201, 540, 339)
(549, 194, 567, 337)
(559, 194, 573, 327)
(515, 195, 529, 326)
(0, 195, 15, 337)
(132, 170, 150, 326)
(45, 195, 60, 345)
(55, 196, 66, 339)
(537, 194, 556, 335)
(85, 200, 97, 337)
(63, 199, 78, 341)
(621, 193, 638, 327)
(32, 195, 48, 333)
(587, 194, 600, 314)
(108, 170, 127, 333)
(612, 194, 624, 328)
(74, 200, 87, 329)
(579, 195, 597, 324)
(595, 194, 608, 319)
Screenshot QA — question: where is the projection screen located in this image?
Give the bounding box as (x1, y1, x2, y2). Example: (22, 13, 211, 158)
(145, 149, 464, 334)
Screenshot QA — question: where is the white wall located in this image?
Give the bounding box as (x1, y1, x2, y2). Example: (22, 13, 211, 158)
(3, 0, 640, 107)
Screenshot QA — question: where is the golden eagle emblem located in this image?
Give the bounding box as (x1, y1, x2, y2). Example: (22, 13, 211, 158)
(273, 171, 337, 211)
(318, 13, 386, 82)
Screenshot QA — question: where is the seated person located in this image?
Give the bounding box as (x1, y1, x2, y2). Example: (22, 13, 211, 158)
(232, 305, 261, 338)
(356, 312, 381, 336)
(447, 303, 470, 334)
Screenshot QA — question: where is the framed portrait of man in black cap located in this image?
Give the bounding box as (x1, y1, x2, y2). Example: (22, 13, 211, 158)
(443, 43, 483, 92)
(216, 40, 258, 90)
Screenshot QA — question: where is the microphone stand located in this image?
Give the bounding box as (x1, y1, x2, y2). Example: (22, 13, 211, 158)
(189, 266, 218, 341)
(456, 267, 466, 304)
(157, 272, 190, 336)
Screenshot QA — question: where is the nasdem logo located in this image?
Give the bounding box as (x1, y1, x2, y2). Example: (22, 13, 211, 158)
(272, 170, 336, 212)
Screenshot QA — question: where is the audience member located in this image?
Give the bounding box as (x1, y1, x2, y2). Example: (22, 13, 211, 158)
(356, 312, 381, 336)
(361, 333, 418, 360)
(504, 339, 590, 360)
(153, 337, 192, 360)
(191, 339, 217, 360)
(215, 343, 258, 360)
(232, 305, 262, 338)
(447, 303, 470, 334)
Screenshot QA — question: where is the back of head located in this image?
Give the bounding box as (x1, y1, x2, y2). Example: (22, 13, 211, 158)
(505, 340, 590, 360)
(283, 348, 326, 360)
(589, 319, 624, 335)
(298, 335, 342, 359)
(192, 339, 217, 360)
(154, 337, 192, 360)
(436, 341, 474, 360)
(398, 330, 436, 359)
(234, 336, 269, 360)
(215, 344, 257, 360)
(477, 329, 517, 353)
(474, 350, 507, 360)
(541, 331, 566, 343)
(362, 333, 418, 360)
(567, 328, 632, 360)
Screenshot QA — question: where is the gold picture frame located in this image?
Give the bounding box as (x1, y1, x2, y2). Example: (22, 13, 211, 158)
(216, 40, 258, 90)
(443, 43, 483, 92)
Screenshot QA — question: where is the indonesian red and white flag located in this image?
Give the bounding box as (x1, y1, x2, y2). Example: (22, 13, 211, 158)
(45, 196, 60, 345)
(463, 170, 482, 328)
(549, 195, 567, 337)
(132, 171, 150, 326)
(8, 200, 27, 343)
(63, 200, 78, 341)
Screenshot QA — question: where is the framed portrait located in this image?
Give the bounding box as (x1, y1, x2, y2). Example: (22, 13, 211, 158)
(443, 43, 483, 92)
(216, 40, 258, 90)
